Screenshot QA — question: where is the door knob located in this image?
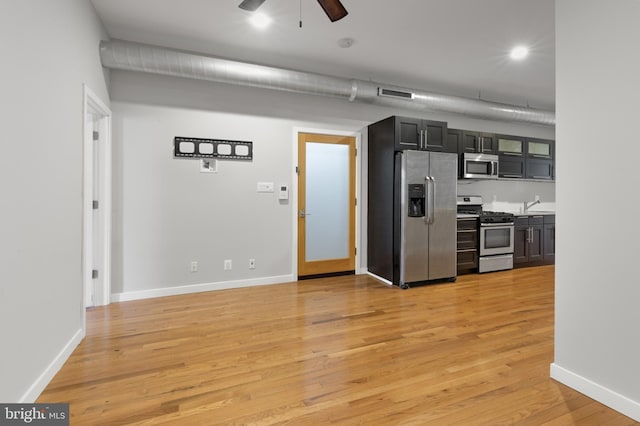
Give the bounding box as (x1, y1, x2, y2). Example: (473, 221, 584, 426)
(299, 209, 312, 218)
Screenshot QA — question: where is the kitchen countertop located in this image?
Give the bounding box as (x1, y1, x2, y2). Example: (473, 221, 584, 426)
(514, 211, 556, 216)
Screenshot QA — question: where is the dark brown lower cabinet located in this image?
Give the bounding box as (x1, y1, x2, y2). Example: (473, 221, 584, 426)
(543, 217, 555, 264)
(457, 217, 478, 274)
(514, 214, 555, 268)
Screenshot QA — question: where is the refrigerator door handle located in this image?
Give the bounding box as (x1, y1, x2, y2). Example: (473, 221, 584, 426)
(424, 176, 430, 223)
(425, 176, 435, 224)
(430, 176, 436, 224)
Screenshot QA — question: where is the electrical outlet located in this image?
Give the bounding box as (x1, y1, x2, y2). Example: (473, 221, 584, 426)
(190, 261, 198, 272)
(249, 258, 256, 269)
(224, 259, 232, 270)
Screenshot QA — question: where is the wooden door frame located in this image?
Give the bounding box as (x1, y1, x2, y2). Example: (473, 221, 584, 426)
(291, 127, 362, 279)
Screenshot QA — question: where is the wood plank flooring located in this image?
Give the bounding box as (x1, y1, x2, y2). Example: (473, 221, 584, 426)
(38, 266, 638, 425)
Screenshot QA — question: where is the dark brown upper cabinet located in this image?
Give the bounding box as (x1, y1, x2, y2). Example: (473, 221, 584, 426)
(460, 131, 497, 154)
(495, 135, 555, 181)
(496, 134, 526, 179)
(394, 117, 448, 152)
(525, 138, 554, 180)
(444, 128, 461, 154)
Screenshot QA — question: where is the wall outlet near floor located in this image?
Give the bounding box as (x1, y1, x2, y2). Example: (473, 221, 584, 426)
(249, 258, 256, 269)
(190, 261, 198, 272)
(224, 259, 232, 270)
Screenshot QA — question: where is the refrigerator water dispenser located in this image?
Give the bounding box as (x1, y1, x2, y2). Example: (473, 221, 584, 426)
(408, 184, 425, 217)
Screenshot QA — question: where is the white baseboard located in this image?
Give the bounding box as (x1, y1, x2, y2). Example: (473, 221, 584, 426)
(20, 328, 85, 403)
(111, 274, 295, 302)
(550, 363, 640, 421)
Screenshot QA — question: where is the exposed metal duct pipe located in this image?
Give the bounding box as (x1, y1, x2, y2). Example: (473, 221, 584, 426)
(100, 40, 555, 126)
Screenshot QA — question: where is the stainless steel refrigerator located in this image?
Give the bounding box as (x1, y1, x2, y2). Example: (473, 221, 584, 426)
(398, 150, 457, 288)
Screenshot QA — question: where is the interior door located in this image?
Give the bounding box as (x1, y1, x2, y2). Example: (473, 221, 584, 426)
(298, 132, 356, 278)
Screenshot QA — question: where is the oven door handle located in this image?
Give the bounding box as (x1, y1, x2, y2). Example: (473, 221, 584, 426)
(480, 222, 514, 227)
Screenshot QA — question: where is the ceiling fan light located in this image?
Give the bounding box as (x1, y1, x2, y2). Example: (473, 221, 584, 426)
(316, 0, 348, 22)
(249, 12, 272, 29)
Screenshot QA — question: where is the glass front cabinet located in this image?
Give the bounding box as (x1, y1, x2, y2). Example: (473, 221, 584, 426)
(497, 135, 554, 180)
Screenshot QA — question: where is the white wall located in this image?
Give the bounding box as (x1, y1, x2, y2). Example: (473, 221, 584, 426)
(112, 102, 335, 297)
(110, 70, 554, 299)
(553, 0, 640, 420)
(0, 1, 109, 401)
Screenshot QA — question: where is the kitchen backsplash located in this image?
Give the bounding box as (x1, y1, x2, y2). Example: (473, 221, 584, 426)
(457, 179, 556, 213)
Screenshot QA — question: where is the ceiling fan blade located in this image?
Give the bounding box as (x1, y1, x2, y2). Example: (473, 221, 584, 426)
(238, 0, 267, 12)
(316, 0, 348, 22)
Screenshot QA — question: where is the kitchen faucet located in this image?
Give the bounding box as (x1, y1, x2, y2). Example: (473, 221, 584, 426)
(523, 199, 541, 213)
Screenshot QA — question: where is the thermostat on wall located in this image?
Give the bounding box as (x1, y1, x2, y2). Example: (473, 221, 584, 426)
(278, 184, 289, 200)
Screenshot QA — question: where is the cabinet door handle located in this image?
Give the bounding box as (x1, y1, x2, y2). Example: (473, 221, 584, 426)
(502, 174, 522, 178)
(531, 154, 550, 158)
(480, 136, 484, 152)
(457, 249, 477, 253)
(532, 175, 551, 179)
(457, 229, 477, 233)
(501, 152, 522, 156)
(424, 128, 428, 148)
(528, 226, 533, 243)
(420, 130, 424, 149)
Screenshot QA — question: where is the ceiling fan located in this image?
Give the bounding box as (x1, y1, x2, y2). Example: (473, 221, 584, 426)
(239, 0, 348, 22)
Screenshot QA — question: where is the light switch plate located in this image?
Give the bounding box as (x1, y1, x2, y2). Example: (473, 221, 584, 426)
(257, 182, 274, 192)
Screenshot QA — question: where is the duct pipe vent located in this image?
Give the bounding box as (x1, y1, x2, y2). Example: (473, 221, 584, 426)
(378, 88, 415, 100)
(99, 40, 555, 126)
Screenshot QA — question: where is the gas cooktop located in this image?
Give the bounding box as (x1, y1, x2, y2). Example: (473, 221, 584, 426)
(457, 195, 514, 224)
(478, 211, 514, 224)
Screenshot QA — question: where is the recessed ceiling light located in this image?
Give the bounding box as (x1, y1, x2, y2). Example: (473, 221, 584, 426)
(338, 37, 355, 48)
(249, 12, 272, 29)
(510, 45, 529, 60)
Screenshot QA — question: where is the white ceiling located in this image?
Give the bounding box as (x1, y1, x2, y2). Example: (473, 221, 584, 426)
(91, 0, 555, 111)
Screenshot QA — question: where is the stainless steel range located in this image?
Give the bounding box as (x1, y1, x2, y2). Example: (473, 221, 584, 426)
(457, 196, 515, 273)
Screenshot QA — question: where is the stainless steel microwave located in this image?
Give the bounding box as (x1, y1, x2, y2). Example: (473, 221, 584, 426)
(462, 153, 499, 179)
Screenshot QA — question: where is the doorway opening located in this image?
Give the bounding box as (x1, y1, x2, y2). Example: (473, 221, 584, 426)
(82, 84, 112, 308)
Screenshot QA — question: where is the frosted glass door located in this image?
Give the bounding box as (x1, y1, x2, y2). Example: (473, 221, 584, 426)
(297, 132, 355, 277)
(305, 142, 349, 261)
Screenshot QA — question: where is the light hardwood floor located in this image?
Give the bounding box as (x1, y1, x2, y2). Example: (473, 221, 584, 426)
(39, 266, 638, 425)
